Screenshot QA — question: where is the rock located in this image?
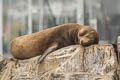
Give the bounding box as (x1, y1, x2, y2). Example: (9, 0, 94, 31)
(0, 44, 118, 80)
(117, 36, 120, 62)
(117, 36, 120, 79)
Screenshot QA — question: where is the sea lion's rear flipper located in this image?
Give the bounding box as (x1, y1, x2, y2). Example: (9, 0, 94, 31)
(37, 42, 58, 63)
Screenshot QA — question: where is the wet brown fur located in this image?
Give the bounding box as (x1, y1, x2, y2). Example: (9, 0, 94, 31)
(10, 24, 99, 60)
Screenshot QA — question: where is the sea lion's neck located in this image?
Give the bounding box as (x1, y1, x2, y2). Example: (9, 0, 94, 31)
(70, 28, 79, 44)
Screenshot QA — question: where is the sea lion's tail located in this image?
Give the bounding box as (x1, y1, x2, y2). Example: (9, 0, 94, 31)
(9, 39, 17, 57)
(9, 38, 23, 59)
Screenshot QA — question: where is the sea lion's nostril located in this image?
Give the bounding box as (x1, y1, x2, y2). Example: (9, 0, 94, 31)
(80, 40, 83, 45)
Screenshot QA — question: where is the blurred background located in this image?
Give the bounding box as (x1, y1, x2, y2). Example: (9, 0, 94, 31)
(0, 0, 120, 58)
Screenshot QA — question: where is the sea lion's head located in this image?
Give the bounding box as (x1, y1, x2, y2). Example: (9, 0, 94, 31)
(77, 26, 99, 46)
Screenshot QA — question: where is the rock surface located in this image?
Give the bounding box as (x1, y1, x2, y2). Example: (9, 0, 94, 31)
(0, 44, 118, 80)
(117, 36, 120, 62)
(117, 36, 120, 79)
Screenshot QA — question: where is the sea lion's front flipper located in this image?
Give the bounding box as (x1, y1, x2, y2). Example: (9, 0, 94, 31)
(37, 42, 58, 63)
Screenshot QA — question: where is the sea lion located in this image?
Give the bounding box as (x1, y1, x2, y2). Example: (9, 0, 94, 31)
(10, 24, 99, 63)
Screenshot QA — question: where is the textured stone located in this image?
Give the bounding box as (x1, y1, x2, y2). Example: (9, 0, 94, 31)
(117, 36, 120, 79)
(117, 36, 120, 62)
(0, 44, 118, 80)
